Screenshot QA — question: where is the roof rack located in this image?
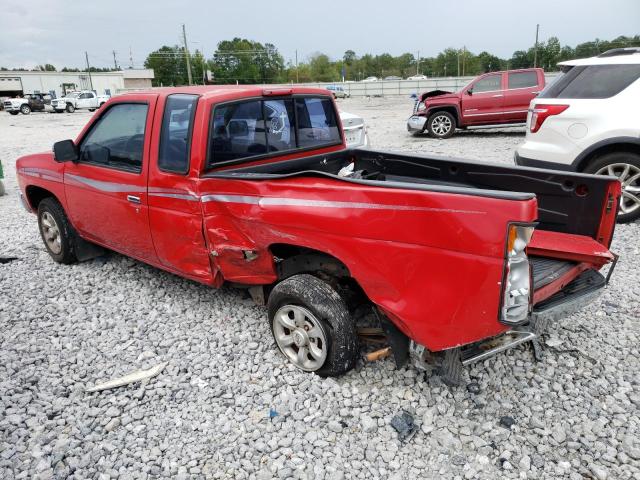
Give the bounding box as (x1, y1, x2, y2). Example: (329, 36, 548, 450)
(597, 47, 640, 58)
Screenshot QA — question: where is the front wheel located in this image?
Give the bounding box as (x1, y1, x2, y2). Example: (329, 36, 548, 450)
(37, 198, 78, 264)
(267, 274, 358, 377)
(9, 111, 19, 116)
(65, 103, 75, 113)
(427, 111, 456, 139)
(586, 152, 640, 223)
(20, 104, 31, 114)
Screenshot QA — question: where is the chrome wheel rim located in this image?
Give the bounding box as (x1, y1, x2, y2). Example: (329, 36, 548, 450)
(41, 212, 62, 254)
(431, 115, 452, 136)
(272, 305, 328, 371)
(595, 163, 640, 215)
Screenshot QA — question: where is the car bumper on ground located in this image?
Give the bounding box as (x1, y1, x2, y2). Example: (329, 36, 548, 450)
(407, 115, 427, 133)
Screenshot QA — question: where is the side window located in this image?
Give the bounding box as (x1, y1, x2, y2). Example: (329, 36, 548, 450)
(508, 71, 538, 89)
(158, 94, 198, 174)
(264, 99, 295, 153)
(79, 103, 148, 173)
(472, 74, 502, 93)
(210, 100, 267, 163)
(295, 97, 341, 149)
(79, 93, 90, 99)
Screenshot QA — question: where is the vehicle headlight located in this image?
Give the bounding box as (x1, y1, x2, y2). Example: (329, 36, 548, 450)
(501, 224, 535, 324)
(417, 101, 426, 112)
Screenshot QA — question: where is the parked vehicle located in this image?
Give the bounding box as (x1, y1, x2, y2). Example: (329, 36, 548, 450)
(407, 74, 428, 80)
(339, 111, 369, 147)
(515, 48, 640, 223)
(16, 86, 619, 384)
(326, 85, 350, 99)
(52, 90, 110, 113)
(408, 68, 545, 138)
(4, 94, 49, 115)
(384, 76, 402, 81)
(362, 76, 378, 82)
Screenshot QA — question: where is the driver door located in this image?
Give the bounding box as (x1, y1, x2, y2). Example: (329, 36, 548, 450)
(63, 95, 159, 262)
(461, 73, 505, 125)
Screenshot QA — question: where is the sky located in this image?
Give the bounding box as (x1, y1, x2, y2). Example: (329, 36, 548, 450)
(1, 0, 639, 69)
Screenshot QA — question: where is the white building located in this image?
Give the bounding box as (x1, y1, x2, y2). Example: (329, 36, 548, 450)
(0, 69, 154, 98)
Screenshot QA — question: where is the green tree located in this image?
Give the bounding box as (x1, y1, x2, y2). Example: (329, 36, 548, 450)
(210, 38, 284, 84)
(308, 53, 336, 82)
(144, 45, 188, 86)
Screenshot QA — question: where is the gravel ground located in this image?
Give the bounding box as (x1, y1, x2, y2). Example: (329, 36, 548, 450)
(0, 102, 639, 480)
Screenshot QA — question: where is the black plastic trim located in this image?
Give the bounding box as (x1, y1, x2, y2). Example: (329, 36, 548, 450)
(571, 136, 640, 171)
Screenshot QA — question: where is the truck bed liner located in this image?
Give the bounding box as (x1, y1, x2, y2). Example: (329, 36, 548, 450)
(530, 256, 576, 289)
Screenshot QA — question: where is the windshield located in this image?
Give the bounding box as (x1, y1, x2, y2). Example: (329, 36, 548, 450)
(65, 92, 80, 98)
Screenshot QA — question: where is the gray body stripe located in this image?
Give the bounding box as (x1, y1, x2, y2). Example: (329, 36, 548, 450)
(65, 173, 143, 193)
(201, 194, 485, 214)
(19, 168, 63, 183)
(148, 192, 199, 201)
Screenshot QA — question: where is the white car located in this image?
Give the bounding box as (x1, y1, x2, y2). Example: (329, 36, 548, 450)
(407, 74, 428, 80)
(340, 111, 369, 148)
(362, 77, 378, 82)
(515, 47, 640, 222)
(52, 90, 110, 113)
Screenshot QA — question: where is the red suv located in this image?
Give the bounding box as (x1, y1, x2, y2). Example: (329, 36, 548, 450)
(408, 68, 545, 138)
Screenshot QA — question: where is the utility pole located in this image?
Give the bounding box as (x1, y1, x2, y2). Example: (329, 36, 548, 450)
(182, 23, 193, 85)
(534, 24, 540, 68)
(457, 50, 460, 77)
(85, 51, 94, 91)
(129, 46, 134, 69)
(462, 46, 466, 76)
(416, 50, 420, 75)
(112, 50, 119, 70)
(295, 50, 299, 83)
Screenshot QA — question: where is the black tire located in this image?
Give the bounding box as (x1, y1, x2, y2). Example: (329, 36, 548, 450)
(584, 152, 640, 223)
(267, 274, 358, 377)
(20, 104, 31, 115)
(427, 110, 456, 139)
(37, 197, 78, 264)
(88, 108, 95, 112)
(65, 103, 75, 113)
(9, 111, 19, 116)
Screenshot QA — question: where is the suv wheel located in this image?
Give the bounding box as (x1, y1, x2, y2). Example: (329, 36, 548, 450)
(427, 111, 456, 139)
(267, 274, 358, 377)
(66, 103, 75, 113)
(586, 152, 640, 223)
(20, 104, 31, 114)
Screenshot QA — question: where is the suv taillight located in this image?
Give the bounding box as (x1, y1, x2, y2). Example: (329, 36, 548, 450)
(529, 104, 569, 133)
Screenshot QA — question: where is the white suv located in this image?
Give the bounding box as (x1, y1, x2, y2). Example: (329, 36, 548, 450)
(515, 48, 640, 222)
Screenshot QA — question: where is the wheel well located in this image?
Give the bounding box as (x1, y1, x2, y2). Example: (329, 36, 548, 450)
(576, 142, 640, 171)
(25, 185, 56, 210)
(270, 244, 350, 280)
(427, 106, 459, 125)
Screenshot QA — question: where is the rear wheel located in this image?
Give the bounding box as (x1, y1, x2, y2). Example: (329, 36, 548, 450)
(427, 111, 456, 139)
(20, 104, 31, 114)
(65, 103, 75, 113)
(267, 274, 358, 377)
(586, 152, 640, 223)
(9, 111, 19, 115)
(37, 197, 78, 264)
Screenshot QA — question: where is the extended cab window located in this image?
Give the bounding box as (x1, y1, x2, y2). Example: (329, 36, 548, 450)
(540, 64, 640, 99)
(295, 97, 340, 149)
(208, 96, 340, 166)
(79, 103, 148, 173)
(472, 74, 502, 93)
(508, 71, 538, 89)
(158, 94, 198, 174)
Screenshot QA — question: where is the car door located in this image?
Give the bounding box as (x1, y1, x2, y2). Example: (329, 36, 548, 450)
(63, 95, 159, 262)
(460, 73, 505, 125)
(503, 71, 541, 122)
(77, 92, 93, 108)
(147, 93, 214, 284)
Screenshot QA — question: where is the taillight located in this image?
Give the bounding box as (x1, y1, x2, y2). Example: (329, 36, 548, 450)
(529, 104, 569, 133)
(501, 224, 535, 325)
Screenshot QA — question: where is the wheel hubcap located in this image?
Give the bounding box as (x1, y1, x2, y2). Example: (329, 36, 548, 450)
(595, 162, 640, 215)
(432, 115, 452, 136)
(41, 212, 62, 254)
(272, 305, 328, 371)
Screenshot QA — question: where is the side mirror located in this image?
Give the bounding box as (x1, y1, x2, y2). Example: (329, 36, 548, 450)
(53, 139, 78, 163)
(466, 88, 473, 95)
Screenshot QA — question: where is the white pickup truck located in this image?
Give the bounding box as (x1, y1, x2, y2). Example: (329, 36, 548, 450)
(51, 90, 110, 113)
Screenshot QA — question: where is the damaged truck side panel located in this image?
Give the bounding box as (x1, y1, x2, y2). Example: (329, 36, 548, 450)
(16, 85, 620, 380)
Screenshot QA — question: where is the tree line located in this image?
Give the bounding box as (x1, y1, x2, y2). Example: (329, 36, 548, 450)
(2, 34, 638, 85)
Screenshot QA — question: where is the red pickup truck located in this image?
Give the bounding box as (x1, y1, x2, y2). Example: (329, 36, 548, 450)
(17, 86, 619, 384)
(408, 68, 545, 138)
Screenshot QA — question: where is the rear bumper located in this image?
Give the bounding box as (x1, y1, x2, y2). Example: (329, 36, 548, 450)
(407, 115, 427, 133)
(514, 151, 576, 171)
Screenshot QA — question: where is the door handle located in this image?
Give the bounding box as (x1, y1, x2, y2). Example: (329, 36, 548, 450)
(127, 195, 141, 204)
(492, 94, 503, 97)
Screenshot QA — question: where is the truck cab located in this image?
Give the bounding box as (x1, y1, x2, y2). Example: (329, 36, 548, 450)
(408, 68, 545, 138)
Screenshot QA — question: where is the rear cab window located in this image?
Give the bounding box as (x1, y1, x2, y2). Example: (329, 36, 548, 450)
(158, 94, 198, 174)
(207, 95, 341, 167)
(540, 64, 640, 99)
